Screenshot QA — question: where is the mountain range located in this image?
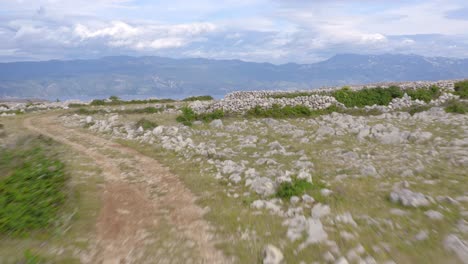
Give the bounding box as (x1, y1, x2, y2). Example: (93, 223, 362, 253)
(1, 53, 468, 100)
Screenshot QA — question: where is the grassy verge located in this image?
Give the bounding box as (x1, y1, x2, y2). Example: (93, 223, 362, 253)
(0, 136, 67, 236)
(0, 116, 103, 263)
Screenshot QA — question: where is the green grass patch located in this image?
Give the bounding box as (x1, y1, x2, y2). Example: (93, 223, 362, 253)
(454, 80, 468, 99)
(182, 95, 214, 101)
(0, 137, 67, 236)
(135, 118, 158, 130)
(444, 100, 468, 114)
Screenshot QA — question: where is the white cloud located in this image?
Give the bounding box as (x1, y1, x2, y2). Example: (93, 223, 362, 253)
(72, 21, 217, 50)
(0, 0, 468, 62)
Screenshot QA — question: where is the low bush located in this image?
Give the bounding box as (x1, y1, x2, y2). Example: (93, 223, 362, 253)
(0, 137, 67, 235)
(276, 179, 313, 199)
(89, 99, 106, 106)
(405, 86, 441, 103)
(176, 107, 197, 126)
(454, 80, 468, 99)
(176, 107, 224, 126)
(445, 100, 468, 114)
(68, 103, 87, 108)
(332, 86, 403, 107)
(135, 118, 158, 130)
(182, 95, 214, 101)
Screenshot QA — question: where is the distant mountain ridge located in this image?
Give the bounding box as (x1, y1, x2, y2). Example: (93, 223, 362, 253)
(1, 54, 467, 99)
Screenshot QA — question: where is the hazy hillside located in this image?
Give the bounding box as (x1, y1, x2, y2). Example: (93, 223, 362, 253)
(1, 54, 468, 99)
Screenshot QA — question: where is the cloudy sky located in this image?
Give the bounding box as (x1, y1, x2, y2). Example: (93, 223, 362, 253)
(1, 0, 468, 63)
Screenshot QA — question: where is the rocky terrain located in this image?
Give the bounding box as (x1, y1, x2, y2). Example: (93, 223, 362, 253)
(1, 79, 467, 263)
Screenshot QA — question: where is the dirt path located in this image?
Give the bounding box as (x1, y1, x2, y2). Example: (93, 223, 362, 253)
(24, 114, 228, 264)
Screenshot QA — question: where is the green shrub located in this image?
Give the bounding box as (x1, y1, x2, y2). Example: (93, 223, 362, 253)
(176, 107, 197, 126)
(0, 140, 67, 235)
(89, 99, 106, 106)
(135, 118, 158, 130)
(445, 100, 468, 114)
(182, 95, 214, 101)
(109, 95, 121, 102)
(332, 86, 404, 107)
(176, 107, 225, 126)
(454, 80, 468, 99)
(405, 86, 441, 103)
(276, 179, 313, 199)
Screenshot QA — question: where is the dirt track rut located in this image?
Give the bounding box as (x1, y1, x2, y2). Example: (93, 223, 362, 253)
(24, 114, 228, 264)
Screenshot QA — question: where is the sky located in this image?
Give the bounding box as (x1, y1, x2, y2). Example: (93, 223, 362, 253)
(1, 0, 468, 63)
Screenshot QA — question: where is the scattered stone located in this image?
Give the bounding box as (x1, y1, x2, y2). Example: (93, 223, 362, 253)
(444, 235, 468, 264)
(302, 194, 315, 204)
(321, 188, 333, 196)
(336, 212, 358, 227)
(290, 196, 300, 204)
(390, 188, 431, 207)
(311, 203, 331, 219)
(415, 230, 429, 241)
(210, 119, 223, 128)
(390, 208, 409, 216)
(85, 116, 93, 124)
(335, 257, 349, 264)
(323, 251, 335, 262)
(251, 177, 276, 197)
(361, 165, 378, 177)
(263, 244, 284, 264)
(425, 210, 444, 220)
